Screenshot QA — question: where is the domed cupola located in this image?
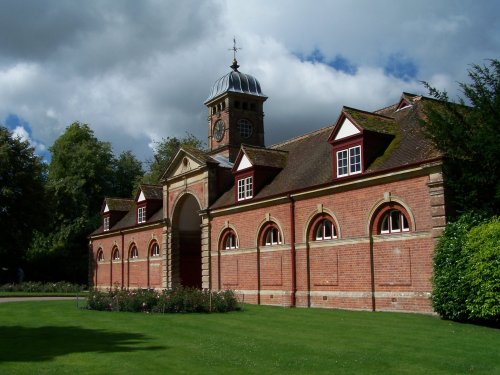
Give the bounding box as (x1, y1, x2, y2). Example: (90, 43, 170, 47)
(205, 59, 267, 104)
(206, 57, 268, 162)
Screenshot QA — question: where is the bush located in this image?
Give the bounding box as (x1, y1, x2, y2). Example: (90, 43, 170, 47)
(87, 287, 240, 314)
(431, 213, 485, 321)
(0, 281, 85, 293)
(465, 218, 500, 322)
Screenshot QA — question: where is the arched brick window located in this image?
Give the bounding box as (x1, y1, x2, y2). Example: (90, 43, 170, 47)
(97, 248, 104, 262)
(309, 215, 338, 241)
(372, 204, 411, 235)
(112, 248, 120, 260)
(130, 246, 138, 259)
(220, 229, 239, 250)
(150, 242, 160, 257)
(261, 223, 282, 246)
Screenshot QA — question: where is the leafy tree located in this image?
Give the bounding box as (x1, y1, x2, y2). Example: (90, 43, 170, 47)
(142, 133, 204, 184)
(422, 59, 500, 217)
(0, 126, 47, 282)
(112, 150, 144, 198)
(27, 122, 116, 283)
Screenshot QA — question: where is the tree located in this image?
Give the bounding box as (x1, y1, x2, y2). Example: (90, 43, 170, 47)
(422, 59, 500, 216)
(27, 122, 116, 283)
(142, 133, 204, 184)
(0, 126, 47, 282)
(112, 150, 144, 198)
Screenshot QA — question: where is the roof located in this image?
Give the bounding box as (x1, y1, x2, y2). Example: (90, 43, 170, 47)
(205, 60, 267, 104)
(236, 145, 288, 170)
(103, 198, 134, 213)
(211, 93, 441, 209)
(139, 184, 163, 200)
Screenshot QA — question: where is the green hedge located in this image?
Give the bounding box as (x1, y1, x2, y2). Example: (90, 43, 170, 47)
(0, 281, 85, 293)
(465, 218, 500, 322)
(87, 287, 239, 313)
(432, 214, 499, 323)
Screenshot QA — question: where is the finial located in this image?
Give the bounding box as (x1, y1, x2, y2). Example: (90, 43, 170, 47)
(229, 37, 242, 71)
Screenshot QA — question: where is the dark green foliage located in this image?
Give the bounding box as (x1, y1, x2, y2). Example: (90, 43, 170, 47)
(142, 133, 204, 184)
(465, 218, 500, 322)
(26, 123, 116, 283)
(0, 281, 84, 293)
(0, 126, 47, 282)
(87, 287, 239, 313)
(431, 213, 485, 321)
(112, 150, 144, 198)
(422, 59, 500, 217)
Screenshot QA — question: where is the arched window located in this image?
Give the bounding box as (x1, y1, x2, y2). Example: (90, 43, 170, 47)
(315, 218, 338, 240)
(262, 223, 282, 246)
(380, 209, 410, 234)
(97, 249, 104, 262)
(151, 243, 160, 257)
(130, 246, 138, 259)
(112, 248, 120, 260)
(221, 229, 239, 250)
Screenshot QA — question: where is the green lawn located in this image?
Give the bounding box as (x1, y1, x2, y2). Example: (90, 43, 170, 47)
(0, 301, 498, 374)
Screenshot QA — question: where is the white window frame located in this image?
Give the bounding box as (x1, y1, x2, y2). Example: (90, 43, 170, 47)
(315, 219, 337, 240)
(237, 176, 253, 201)
(130, 247, 138, 259)
(380, 210, 410, 234)
(337, 145, 362, 177)
(138, 206, 146, 224)
(151, 243, 160, 257)
(265, 227, 282, 246)
(113, 249, 120, 260)
(103, 216, 110, 231)
(224, 232, 238, 250)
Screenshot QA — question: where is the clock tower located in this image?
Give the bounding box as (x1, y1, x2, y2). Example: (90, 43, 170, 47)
(204, 57, 267, 162)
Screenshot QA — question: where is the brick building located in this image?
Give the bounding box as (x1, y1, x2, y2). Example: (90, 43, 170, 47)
(89, 57, 446, 313)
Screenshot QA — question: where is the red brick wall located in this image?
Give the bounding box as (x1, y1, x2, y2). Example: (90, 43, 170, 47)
(90, 225, 163, 289)
(211, 174, 436, 313)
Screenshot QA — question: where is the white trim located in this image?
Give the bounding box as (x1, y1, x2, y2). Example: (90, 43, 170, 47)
(236, 154, 252, 171)
(103, 204, 110, 213)
(334, 118, 360, 140)
(138, 191, 146, 202)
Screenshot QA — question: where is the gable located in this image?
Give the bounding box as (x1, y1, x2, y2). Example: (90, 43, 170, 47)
(236, 154, 252, 171)
(334, 118, 361, 140)
(138, 191, 146, 202)
(104, 203, 110, 213)
(170, 155, 203, 178)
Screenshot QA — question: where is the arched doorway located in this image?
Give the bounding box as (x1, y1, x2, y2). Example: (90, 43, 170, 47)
(172, 194, 202, 289)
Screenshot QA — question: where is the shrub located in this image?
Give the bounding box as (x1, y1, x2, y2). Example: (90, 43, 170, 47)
(465, 217, 500, 322)
(431, 212, 485, 321)
(0, 281, 85, 293)
(87, 287, 240, 314)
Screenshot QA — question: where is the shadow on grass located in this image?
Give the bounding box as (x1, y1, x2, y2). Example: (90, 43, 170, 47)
(0, 326, 166, 362)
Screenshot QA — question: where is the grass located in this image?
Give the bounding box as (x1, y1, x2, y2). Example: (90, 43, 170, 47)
(0, 291, 87, 297)
(0, 301, 499, 374)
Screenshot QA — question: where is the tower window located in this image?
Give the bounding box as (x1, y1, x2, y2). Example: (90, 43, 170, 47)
(250, 103, 256, 111)
(242, 102, 248, 110)
(235, 101, 240, 108)
(237, 119, 253, 139)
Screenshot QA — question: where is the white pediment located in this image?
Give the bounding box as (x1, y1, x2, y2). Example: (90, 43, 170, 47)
(334, 118, 360, 140)
(103, 203, 110, 213)
(170, 155, 203, 178)
(137, 191, 146, 202)
(236, 154, 252, 171)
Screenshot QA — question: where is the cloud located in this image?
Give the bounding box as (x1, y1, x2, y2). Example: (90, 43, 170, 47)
(4, 114, 48, 160)
(0, 0, 498, 164)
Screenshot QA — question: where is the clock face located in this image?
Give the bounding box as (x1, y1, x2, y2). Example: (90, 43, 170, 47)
(214, 120, 225, 142)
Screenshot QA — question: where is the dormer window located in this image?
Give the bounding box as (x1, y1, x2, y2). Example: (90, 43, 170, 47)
(337, 145, 361, 177)
(103, 216, 110, 231)
(237, 176, 253, 201)
(138, 206, 146, 223)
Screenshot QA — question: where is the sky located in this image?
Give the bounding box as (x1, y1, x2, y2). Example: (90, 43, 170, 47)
(1, 0, 499, 163)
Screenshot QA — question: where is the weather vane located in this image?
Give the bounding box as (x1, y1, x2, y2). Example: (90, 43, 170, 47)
(229, 37, 242, 60)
